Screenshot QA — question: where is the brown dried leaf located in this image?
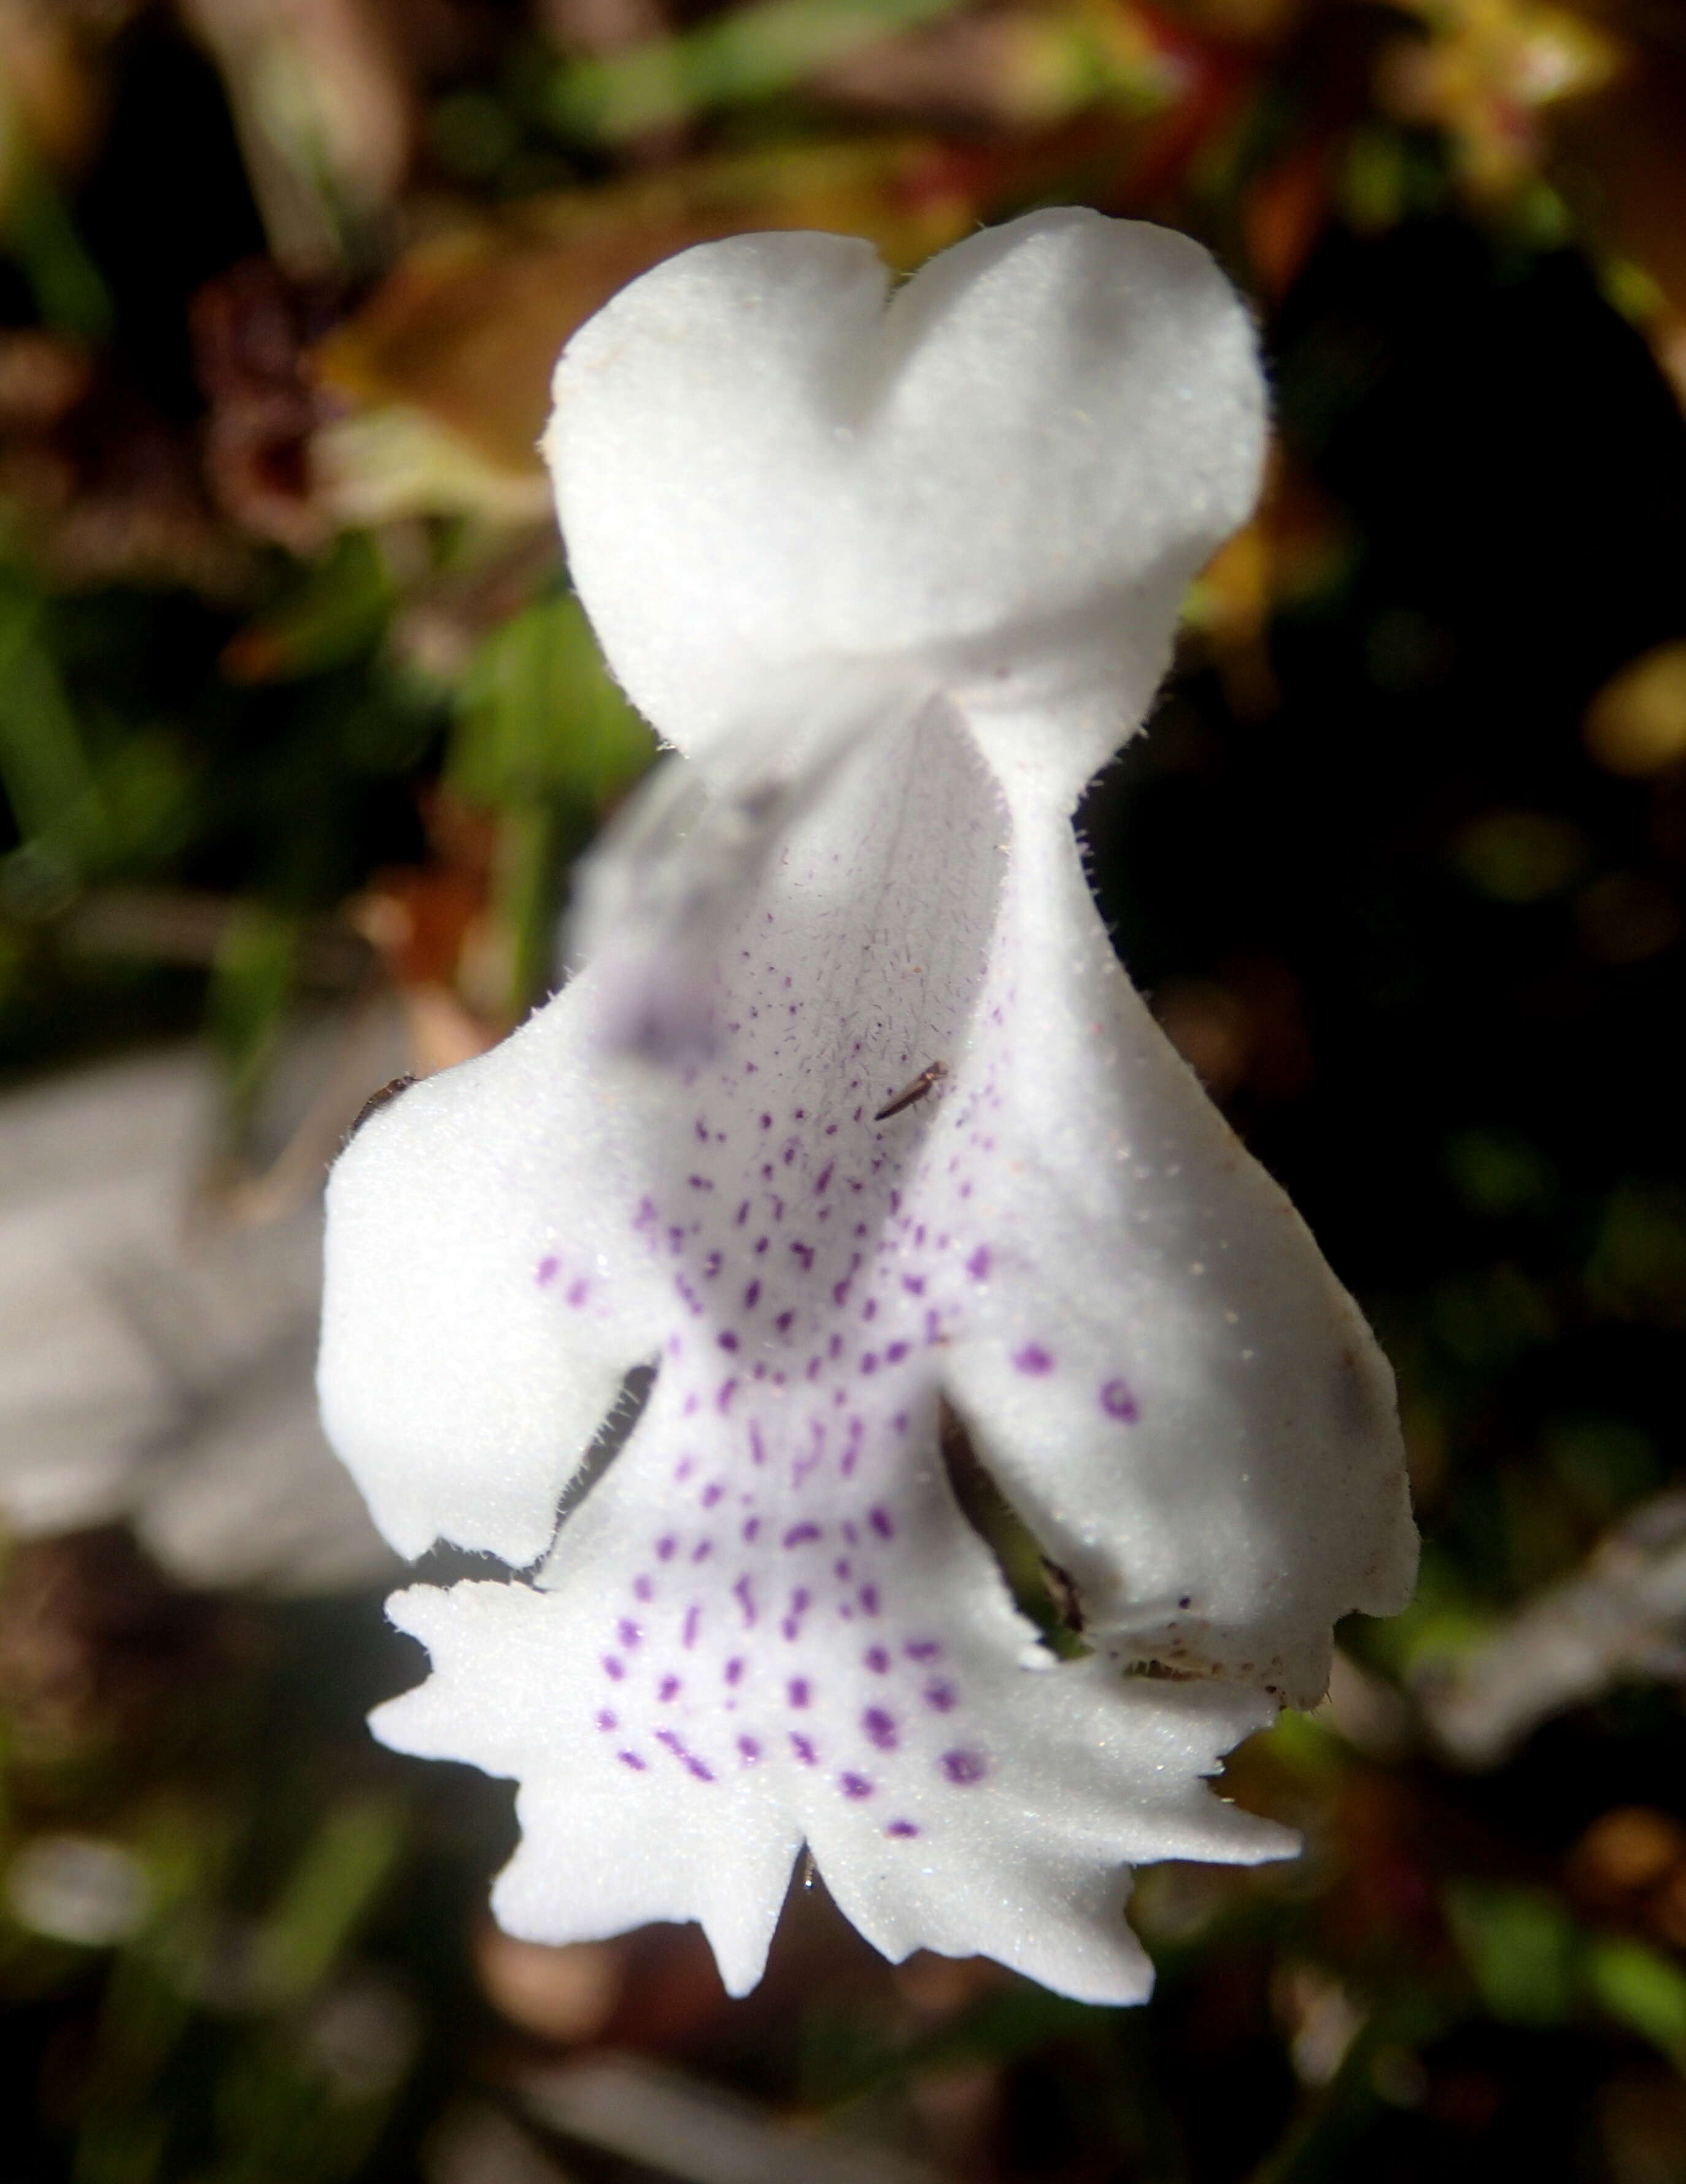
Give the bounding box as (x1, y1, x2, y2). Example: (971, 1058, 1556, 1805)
(312, 139, 991, 475)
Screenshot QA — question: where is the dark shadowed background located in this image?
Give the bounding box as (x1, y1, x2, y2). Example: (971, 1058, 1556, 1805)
(3, 1, 1686, 2178)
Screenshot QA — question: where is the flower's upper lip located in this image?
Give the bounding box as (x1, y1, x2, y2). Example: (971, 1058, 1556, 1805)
(546, 209, 1265, 763)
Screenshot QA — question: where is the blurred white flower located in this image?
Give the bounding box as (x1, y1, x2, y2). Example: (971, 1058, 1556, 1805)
(320, 210, 1417, 2002)
(1, 1037, 393, 1592)
(4, 1833, 151, 1947)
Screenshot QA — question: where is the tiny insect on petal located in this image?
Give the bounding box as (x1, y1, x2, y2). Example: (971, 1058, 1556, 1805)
(873, 1063, 947, 1121)
(347, 1075, 417, 1141)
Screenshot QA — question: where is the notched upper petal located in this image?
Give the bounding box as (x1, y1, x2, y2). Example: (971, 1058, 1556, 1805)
(546, 209, 1266, 769)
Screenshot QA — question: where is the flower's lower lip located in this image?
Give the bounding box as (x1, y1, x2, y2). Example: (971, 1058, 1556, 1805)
(323, 682, 1408, 2000)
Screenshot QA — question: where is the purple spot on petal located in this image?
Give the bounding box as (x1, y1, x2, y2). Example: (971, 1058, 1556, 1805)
(535, 1256, 559, 1287)
(966, 1246, 991, 1281)
(905, 1639, 940, 1661)
(924, 1681, 957, 1711)
(719, 1331, 740, 1353)
(941, 1749, 988, 1785)
(619, 1750, 646, 1770)
(788, 1678, 811, 1708)
(602, 1657, 624, 1681)
(887, 1819, 919, 1839)
(859, 1585, 880, 1616)
(743, 1517, 761, 1543)
(1101, 1378, 1140, 1422)
(744, 1281, 760, 1310)
(1014, 1345, 1054, 1375)
(567, 1278, 589, 1308)
(840, 1773, 874, 1800)
(595, 1710, 617, 1731)
(791, 1734, 818, 1765)
(863, 1708, 898, 1750)
(738, 1736, 761, 1763)
(633, 1575, 654, 1602)
(865, 1646, 890, 1673)
(886, 1343, 908, 1364)
(725, 1657, 744, 1686)
(733, 1576, 757, 1626)
(868, 1507, 894, 1540)
(683, 1605, 701, 1648)
(659, 1675, 681, 1702)
(656, 1535, 676, 1562)
(617, 1620, 641, 1649)
(702, 1482, 724, 1508)
(783, 1523, 820, 1548)
(692, 1540, 714, 1563)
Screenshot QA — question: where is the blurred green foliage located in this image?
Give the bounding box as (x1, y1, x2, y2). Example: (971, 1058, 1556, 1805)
(4, 0, 1686, 2178)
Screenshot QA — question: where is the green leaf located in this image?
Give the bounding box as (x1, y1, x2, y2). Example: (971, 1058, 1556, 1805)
(221, 534, 397, 685)
(1444, 1883, 1579, 2026)
(450, 589, 654, 813)
(0, 578, 101, 859)
(209, 903, 301, 1123)
(1585, 1939, 1686, 2063)
(255, 1797, 404, 2004)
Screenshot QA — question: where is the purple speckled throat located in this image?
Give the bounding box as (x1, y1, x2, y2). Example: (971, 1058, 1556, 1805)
(517, 704, 1143, 1841)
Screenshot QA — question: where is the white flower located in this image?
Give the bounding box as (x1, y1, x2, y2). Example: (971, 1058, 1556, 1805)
(0, 1043, 392, 1593)
(317, 209, 1418, 2004)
